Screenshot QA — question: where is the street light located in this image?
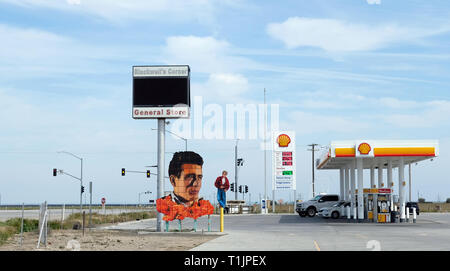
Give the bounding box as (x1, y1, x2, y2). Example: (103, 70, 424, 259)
(57, 151, 83, 215)
(152, 128, 187, 151)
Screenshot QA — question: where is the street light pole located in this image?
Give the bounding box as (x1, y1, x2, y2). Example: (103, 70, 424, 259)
(307, 144, 319, 198)
(138, 191, 152, 207)
(57, 151, 83, 215)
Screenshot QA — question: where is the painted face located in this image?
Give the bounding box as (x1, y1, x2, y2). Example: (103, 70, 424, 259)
(171, 164, 203, 204)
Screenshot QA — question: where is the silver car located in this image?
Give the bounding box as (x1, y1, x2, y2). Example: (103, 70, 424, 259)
(318, 201, 350, 219)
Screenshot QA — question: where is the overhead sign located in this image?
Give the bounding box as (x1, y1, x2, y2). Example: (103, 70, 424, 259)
(132, 65, 190, 119)
(272, 131, 296, 190)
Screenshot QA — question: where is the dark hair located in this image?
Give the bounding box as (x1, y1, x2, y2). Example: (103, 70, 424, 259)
(168, 151, 204, 178)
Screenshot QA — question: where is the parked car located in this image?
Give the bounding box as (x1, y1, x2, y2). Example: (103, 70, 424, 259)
(318, 201, 350, 219)
(406, 202, 420, 215)
(296, 194, 340, 217)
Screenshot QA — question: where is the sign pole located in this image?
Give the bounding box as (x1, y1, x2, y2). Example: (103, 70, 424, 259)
(220, 207, 224, 232)
(157, 118, 166, 232)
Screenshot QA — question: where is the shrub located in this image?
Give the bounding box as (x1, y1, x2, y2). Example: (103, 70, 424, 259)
(418, 198, 426, 203)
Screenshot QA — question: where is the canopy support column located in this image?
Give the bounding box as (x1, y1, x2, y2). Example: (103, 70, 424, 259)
(339, 168, 345, 201)
(350, 160, 356, 220)
(370, 166, 375, 188)
(344, 166, 350, 201)
(399, 157, 405, 222)
(356, 158, 364, 221)
(378, 162, 383, 188)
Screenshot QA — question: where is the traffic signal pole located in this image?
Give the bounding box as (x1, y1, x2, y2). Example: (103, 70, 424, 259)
(235, 140, 238, 200)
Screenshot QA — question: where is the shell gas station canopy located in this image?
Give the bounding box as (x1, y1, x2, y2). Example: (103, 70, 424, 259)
(315, 140, 439, 223)
(317, 140, 439, 170)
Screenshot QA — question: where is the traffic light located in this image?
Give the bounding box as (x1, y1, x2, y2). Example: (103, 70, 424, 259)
(121, 168, 125, 176)
(53, 168, 57, 177)
(81, 186, 85, 194)
(230, 183, 235, 192)
(239, 185, 242, 193)
(237, 158, 244, 166)
(245, 185, 248, 194)
(147, 170, 150, 178)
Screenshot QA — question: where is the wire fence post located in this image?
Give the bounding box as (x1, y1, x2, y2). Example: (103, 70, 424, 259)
(37, 201, 48, 249)
(20, 203, 24, 247)
(61, 204, 65, 230)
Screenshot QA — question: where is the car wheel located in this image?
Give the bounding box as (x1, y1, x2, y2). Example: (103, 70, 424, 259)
(331, 211, 340, 219)
(299, 212, 307, 217)
(307, 207, 316, 217)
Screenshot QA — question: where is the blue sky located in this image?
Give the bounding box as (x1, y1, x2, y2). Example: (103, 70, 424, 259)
(0, 0, 449, 205)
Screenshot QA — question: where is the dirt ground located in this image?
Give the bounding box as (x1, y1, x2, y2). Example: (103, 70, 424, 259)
(0, 229, 219, 251)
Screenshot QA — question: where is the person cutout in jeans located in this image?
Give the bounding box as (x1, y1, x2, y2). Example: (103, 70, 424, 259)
(215, 170, 230, 208)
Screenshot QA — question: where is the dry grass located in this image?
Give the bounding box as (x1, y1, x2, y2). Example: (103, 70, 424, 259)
(418, 203, 450, 212)
(0, 211, 157, 246)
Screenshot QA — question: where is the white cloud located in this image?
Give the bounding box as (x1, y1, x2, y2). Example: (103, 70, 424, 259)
(1, 0, 225, 24)
(367, 0, 381, 4)
(385, 100, 450, 128)
(0, 24, 154, 78)
(192, 73, 250, 103)
(290, 111, 371, 135)
(66, 0, 80, 5)
(266, 17, 444, 52)
(161, 35, 257, 74)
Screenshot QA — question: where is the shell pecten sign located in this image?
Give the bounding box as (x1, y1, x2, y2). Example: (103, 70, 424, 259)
(358, 142, 371, 155)
(277, 134, 291, 147)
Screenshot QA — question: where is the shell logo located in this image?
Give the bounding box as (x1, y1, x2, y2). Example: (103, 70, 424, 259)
(358, 143, 371, 155)
(277, 134, 291, 147)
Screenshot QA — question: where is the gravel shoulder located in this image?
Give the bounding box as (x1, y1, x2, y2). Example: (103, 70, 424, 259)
(0, 229, 220, 251)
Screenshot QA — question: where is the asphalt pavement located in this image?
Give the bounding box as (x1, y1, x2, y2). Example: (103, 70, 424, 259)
(99, 212, 450, 251)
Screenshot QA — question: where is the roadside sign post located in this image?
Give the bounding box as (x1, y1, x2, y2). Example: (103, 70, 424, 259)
(101, 197, 106, 215)
(272, 131, 296, 213)
(157, 117, 165, 232)
(132, 65, 190, 232)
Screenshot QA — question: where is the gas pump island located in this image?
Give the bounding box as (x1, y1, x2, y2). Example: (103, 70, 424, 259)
(316, 140, 438, 223)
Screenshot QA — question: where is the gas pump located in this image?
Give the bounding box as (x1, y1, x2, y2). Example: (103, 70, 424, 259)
(362, 188, 392, 223)
(376, 188, 392, 223)
(364, 189, 375, 221)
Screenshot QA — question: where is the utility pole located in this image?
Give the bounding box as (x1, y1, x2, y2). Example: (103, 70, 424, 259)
(307, 144, 319, 198)
(235, 139, 239, 200)
(263, 88, 267, 214)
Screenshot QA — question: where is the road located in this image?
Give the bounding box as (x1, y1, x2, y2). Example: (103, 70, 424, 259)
(101, 213, 450, 251)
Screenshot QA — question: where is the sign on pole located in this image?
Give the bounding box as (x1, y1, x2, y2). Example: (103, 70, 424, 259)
(132, 65, 190, 119)
(272, 131, 296, 190)
(132, 64, 191, 233)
